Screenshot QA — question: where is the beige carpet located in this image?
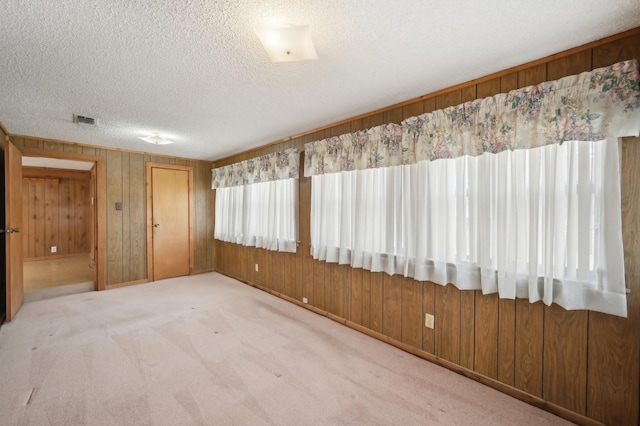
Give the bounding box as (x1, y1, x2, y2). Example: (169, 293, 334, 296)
(0, 273, 571, 425)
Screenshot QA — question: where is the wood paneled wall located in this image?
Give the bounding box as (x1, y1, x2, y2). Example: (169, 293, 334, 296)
(21, 173, 91, 258)
(9, 138, 215, 286)
(214, 30, 640, 425)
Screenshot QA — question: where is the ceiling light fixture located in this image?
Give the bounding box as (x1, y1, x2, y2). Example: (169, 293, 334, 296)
(256, 25, 318, 63)
(139, 135, 174, 145)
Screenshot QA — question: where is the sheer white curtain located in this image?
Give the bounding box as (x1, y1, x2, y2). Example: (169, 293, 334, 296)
(215, 178, 298, 253)
(311, 139, 627, 316)
(212, 148, 300, 253)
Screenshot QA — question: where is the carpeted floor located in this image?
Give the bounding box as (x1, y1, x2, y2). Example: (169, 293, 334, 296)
(0, 273, 572, 425)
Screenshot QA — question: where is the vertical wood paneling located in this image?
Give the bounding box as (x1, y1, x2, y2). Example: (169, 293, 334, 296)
(422, 281, 435, 354)
(382, 274, 402, 341)
(325, 263, 338, 314)
(514, 300, 544, 397)
(401, 279, 422, 349)
(370, 272, 383, 333)
(313, 259, 325, 310)
(423, 97, 436, 114)
(43, 141, 64, 151)
(27, 182, 36, 256)
(45, 182, 59, 255)
(121, 153, 131, 282)
(351, 267, 363, 325)
(476, 78, 501, 99)
(460, 85, 476, 103)
(592, 33, 640, 68)
(459, 290, 475, 370)
(517, 63, 547, 88)
(383, 106, 403, 125)
(34, 183, 45, 257)
(543, 305, 587, 414)
(302, 249, 314, 304)
(283, 252, 296, 297)
(361, 270, 372, 328)
(369, 112, 385, 127)
(497, 299, 516, 386)
(272, 249, 284, 293)
(295, 246, 303, 301)
(58, 179, 71, 255)
(401, 101, 424, 121)
(435, 90, 461, 110)
(106, 150, 123, 285)
(474, 293, 499, 379)
(341, 265, 351, 320)
(546, 50, 592, 80)
(435, 284, 460, 364)
(129, 153, 146, 280)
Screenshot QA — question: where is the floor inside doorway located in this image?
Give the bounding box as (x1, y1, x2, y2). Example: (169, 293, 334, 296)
(23, 254, 96, 302)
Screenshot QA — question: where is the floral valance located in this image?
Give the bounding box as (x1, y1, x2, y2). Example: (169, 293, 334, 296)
(304, 124, 403, 176)
(304, 60, 640, 176)
(212, 148, 300, 189)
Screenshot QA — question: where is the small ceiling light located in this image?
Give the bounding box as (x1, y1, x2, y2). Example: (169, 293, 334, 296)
(139, 135, 174, 145)
(256, 25, 318, 63)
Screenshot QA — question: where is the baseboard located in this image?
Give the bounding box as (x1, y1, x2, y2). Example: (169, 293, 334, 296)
(190, 269, 215, 276)
(105, 279, 149, 290)
(214, 269, 602, 426)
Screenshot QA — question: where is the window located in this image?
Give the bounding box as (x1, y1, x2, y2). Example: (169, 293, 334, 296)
(310, 139, 626, 316)
(215, 178, 298, 253)
(212, 148, 300, 254)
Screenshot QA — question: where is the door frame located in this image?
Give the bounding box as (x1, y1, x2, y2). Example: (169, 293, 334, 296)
(146, 162, 195, 281)
(20, 148, 107, 291)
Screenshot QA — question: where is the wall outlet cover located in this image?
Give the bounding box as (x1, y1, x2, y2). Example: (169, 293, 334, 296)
(425, 313, 435, 329)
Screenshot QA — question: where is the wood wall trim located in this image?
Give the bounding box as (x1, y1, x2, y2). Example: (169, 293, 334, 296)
(22, 166, 90, 180)
(11, 134, 206, 162)
(0, 121, 10, 137)
(215, 269, 603, 426)
(213, 26, 640, 165)
(105, 278, 149, 290)
(145, 162, 196, 281)
(22, 177, 59, 184)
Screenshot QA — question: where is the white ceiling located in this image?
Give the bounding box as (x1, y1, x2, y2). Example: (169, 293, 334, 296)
(0, 1, 638, 162)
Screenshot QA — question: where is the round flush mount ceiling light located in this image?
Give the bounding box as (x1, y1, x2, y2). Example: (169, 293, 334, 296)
(139, 135, 174, 145)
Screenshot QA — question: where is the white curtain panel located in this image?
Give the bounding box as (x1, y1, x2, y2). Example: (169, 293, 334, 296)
(311, 139, 626, 317)
(215, 178, 298, 253)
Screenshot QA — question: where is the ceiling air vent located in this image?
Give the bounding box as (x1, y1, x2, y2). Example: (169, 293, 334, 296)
(73, 114, 96, 125)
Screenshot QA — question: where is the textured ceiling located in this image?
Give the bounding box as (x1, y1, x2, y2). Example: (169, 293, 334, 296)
(0, 1, 638, 161)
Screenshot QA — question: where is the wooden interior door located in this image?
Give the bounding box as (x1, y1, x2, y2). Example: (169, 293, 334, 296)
(4, 140, 23, 321)
(151, 167, 191, 280)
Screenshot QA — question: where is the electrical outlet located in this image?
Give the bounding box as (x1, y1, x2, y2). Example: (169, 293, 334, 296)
(302, 297, 308, 304)
(255, 263, 259, 272)
(51, 246, 57, 253)
(425, 313, 435, 329)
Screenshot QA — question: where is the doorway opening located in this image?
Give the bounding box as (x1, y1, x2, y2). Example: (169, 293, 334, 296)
(20, 150, 105, 302)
